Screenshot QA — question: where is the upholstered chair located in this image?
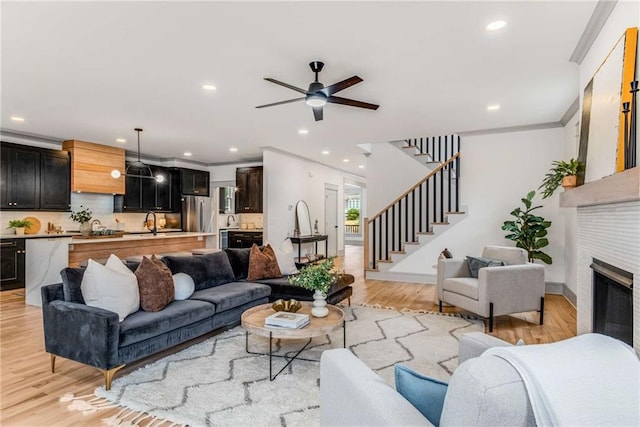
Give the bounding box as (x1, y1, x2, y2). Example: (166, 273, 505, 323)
(437, 246, 545, 331)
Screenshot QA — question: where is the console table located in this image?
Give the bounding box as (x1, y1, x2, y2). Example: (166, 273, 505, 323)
(290, 234, 328, 267)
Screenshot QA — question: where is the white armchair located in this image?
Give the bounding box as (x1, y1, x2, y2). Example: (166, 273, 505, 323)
(437, 246, 545, 332)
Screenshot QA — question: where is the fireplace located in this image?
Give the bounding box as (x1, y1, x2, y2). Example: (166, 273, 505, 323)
(591, 259, 634, 346)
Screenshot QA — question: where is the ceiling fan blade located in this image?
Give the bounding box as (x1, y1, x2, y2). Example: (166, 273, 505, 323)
(327, 96, 379, 110)
(313, 106, 323, 121)
(255, 97, 306, 109)
(264, 78, 308, 95)
(321, 76, 363, 96)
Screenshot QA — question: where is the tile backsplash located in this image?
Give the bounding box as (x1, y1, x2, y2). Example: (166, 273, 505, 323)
(0, 193, 168, 234)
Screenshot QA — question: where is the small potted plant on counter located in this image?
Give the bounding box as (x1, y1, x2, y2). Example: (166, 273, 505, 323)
(539, 158, 581, 199)
(7, 219, 33, 236)
(70, 206, 93, 236)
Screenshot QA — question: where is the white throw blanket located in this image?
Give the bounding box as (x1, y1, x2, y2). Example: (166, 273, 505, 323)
(485, 334, 640, 426)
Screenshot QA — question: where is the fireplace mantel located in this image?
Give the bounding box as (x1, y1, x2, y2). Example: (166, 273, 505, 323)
(560, 167, 639, 207)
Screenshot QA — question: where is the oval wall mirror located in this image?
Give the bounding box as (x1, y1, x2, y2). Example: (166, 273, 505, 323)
(295, 200, 312, 236)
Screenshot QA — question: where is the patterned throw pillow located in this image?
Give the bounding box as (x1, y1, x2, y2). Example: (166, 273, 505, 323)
(247, 244, 282, 281)
(135, 256, 175, 312)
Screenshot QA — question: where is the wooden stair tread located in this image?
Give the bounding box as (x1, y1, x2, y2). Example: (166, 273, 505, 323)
(390, 251, 406, 254)
(377, 259, 393, 263)
(431, 222, 450, 225)
(426, 161, 442, 164)
(365, 268, 379, 272)
(416, 231, 434, 235)
(414, 153, 429, 157)
(404, 241, 420, 245)
(446, 211, 466, 214)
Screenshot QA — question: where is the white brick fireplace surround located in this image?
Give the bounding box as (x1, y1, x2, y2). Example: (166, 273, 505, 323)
(576, 201, 639, 354)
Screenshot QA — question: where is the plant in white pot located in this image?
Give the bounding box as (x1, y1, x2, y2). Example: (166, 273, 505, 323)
(70, 206, 93, 236)
(288, 258, 336, 317)
(7, 219, 33, 236)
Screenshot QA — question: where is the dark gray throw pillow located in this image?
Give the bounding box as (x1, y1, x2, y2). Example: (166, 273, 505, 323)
(224, 248, 252, 281)
(60, 267, 86, 304)
(466, 256, 505, 278)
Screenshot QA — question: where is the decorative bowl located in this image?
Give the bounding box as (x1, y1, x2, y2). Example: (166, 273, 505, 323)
(271, 299, 302, 313)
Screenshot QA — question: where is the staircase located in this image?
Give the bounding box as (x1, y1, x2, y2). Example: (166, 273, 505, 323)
(364, 135, 466, 282)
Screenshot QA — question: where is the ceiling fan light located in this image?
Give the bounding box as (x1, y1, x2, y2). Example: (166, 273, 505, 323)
(305, 94, 327, 107)
(110, 169, 121, 179)
(155, 174, 165, 183)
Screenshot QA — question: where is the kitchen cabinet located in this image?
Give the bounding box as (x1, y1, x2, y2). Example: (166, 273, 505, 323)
(142, 166, 179, 212)
(228, 230, 263, 248)
(180, 168, 210, 196)
(235, 166, 263, 213)
(1, 144, 40, 209)
(39, 150, 71, 210)
(115, 164, 179, 213)
(0, 238, 25, 291)
(61, 139, 125, 194)
(1, 142, 71, 211)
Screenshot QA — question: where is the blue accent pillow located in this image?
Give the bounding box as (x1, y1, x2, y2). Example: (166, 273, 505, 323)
(466, 256, 505, 278)
(395, 364, 448, 426)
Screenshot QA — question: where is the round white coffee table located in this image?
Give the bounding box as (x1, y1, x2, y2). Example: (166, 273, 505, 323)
(241, 302, 345, 380)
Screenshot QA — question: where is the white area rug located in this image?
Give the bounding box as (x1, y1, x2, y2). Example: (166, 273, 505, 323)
(90, 306, 483, 426)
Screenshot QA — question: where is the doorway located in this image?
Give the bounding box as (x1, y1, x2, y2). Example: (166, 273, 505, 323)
(324, 185, 339, 257)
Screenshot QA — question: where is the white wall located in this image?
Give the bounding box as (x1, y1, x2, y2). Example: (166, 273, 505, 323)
(262, 149, 363, 254)
(367, 142, 430, 215)
(371, 127, 566, 284)
(561, 0, 640, 300)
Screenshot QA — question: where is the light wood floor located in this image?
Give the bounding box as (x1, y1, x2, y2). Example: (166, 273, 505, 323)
(0, 245, 576, 426)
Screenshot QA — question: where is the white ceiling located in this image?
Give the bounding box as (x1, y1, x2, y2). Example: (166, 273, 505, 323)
(1, 1, 597, 176)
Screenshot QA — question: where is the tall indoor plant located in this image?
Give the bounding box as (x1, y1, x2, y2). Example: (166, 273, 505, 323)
(539, 158, 581, 199)
(288, 258, 336, 317)
(501, 191, 552, 264)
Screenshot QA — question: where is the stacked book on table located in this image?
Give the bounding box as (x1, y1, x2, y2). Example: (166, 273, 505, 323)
(265, 312, 310, 329)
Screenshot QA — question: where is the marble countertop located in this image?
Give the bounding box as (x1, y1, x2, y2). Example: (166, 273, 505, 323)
(0, 232, 81, 239)
(70, 231, 215, 244)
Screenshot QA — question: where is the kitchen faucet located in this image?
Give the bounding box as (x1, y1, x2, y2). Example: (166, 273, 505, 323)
(144, 211, 157, 235)
(226, 215, 236, 227)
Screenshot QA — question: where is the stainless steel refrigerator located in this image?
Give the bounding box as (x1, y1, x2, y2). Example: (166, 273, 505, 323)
(181, 195, 216, 232)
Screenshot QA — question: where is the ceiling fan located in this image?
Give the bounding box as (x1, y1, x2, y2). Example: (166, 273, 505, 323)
(256, 61, 379, 121)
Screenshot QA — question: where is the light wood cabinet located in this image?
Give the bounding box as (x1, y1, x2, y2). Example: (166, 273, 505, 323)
(62, 140, 125, 194)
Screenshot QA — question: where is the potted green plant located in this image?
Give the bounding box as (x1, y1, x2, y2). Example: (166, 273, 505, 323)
(501, 191, 553, 264)
(70, 206, 93, 236)
(288, 258, 336, 317)
(539, 158, 581, 199)
(7, 219, 33, 236)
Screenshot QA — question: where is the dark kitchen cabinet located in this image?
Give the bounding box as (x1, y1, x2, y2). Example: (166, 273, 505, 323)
(40, 150, 71, 210)
(0, 239, 25, 291)
(180, 168, 209, 196)
(1, 142, 70, 211)
(116, 164, 180, 213)
(235, 166, 263, 213)
(142, 166, 179, 212)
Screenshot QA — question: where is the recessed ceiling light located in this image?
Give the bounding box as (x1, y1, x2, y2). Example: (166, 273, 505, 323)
(486, 20, 507, 31)
(10, 116, 24, 122)
(321, 150, 330, 155)
(487, 104, 501, 111)
(116, 138, 126, 143)
(229, 147, 238, 152)
(203, 84, 217, 91)
(343, 159, 350, 163)
(358, 165, 365, 169)
(298, 129, 309, 135)
(184, 152, 192, 157)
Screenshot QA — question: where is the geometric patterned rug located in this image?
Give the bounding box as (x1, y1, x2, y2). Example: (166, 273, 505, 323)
(75, 306, 483, 426)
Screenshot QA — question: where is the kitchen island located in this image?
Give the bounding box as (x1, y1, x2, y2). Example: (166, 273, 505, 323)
(68, 232, 215, 267)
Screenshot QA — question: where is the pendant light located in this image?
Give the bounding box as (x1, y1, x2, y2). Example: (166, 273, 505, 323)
(111, 128, 164, 182)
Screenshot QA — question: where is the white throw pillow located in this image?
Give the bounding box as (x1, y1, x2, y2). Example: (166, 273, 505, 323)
(81, 255, 140, 322)
(272, 238, 299, 275)
(173, 273, 195, 300)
